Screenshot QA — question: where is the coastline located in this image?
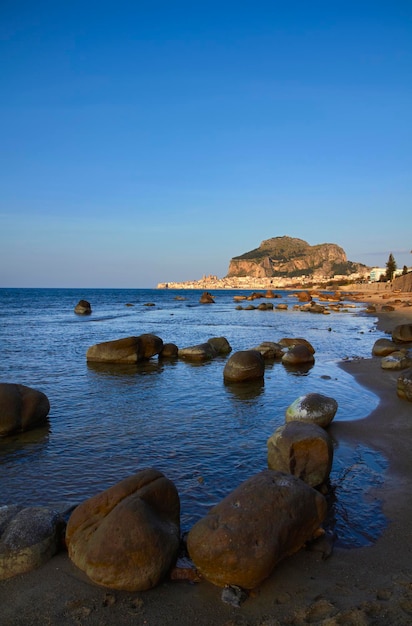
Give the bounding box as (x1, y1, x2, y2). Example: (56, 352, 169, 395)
(1, 290, 412, 625)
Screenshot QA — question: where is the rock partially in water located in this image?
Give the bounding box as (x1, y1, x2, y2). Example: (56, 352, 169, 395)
(207, 336, 232, 355)
(86, 334, 163, 364)
(285, 393, 338, 428)
(199, 291, 215, 304)
(74, 299, 92, 315)
(282, 344, 315, 367)
(267, 421, 334, 487)
(223, 350, 265, 383)
(0, 383, 50, 437)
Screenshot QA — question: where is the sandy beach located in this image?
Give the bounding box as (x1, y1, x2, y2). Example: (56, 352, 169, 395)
(1, 288, 412, 626)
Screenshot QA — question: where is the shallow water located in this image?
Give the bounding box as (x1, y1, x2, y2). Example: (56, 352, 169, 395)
(0, 288, 388, 546)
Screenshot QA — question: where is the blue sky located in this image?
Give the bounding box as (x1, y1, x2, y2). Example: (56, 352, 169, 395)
(1, 0, 411, 287)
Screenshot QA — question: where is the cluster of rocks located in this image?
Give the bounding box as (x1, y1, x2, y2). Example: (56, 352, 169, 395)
(3, 310, 411, 596)
(234, 290, 356, 315)
(372, 323, 412, 401)
(1, 326, 339, 595)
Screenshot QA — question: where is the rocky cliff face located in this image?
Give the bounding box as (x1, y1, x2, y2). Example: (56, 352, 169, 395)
(226, 236, 361, 279)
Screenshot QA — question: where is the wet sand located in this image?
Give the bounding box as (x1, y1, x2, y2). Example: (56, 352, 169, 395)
(1, 289, 412, 625)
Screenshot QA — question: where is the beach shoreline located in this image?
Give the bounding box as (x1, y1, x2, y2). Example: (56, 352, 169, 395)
(1, 289, 412, 625)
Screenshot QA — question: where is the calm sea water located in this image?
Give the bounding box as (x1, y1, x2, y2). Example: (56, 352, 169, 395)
(0, 288, 388, 546)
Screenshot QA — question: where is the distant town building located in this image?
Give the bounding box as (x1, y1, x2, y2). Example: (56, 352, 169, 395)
(369, 267, 411, 282)
(369, 268, 386, 282)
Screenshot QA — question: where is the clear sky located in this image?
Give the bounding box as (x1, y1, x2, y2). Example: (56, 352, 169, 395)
(1, 0, 411, 287)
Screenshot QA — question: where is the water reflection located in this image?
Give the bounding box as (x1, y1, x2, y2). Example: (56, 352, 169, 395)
(0, 424, 50, 459)
(326, 442, 388, 548)
(224, 379, 265, 401)
(87, 360, 167, 377)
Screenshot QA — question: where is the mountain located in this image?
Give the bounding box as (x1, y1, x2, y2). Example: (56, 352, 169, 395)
(226, 236, 367, 279)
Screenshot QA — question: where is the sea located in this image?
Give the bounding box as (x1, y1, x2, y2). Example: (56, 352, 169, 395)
(0, 288, 389, 547)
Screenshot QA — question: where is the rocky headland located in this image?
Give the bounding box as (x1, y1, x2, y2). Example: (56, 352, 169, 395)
(158, 236, 371, 290)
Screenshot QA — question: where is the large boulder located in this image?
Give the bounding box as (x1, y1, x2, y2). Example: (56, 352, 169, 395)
(392, 324, 412, 343)
(74, 299, 92, 315)
(86, 334, 163, 364)
(397, 368, 412, 401)
(267, 422, 334, 487)
(207, 337, 232, 355)
(285, 393, 338, 428)
(178, 342, 217, 361)
(282, 344, 315, 367)
(381, 351, 411, 370)
(0, 383, 50, 437)
(187, 470, 326, 589)
(0, 506, 64, 579)
(253, 341, 285, 360)
(278, 338, 315, 353)
(372, 338, 399, 356)
(223, 350, 265, 383)
(159, 343, 179, 359)
(66, 469, 180, 591)
(296, 291, 312, 302)
(199, 292, 215, 304)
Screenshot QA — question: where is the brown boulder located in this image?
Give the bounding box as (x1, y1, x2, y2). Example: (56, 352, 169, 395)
(74, 299, 92, 315)
(66, 469, 180, 591)
(372, 338, 399, 356)
(282, 344, 315, 367)
(187, 470, 326, 589)
(199, 291, 215, 304)
(178, 342, 217, 361)
(296, 291, 312, 302)
(381, 351, 411, 370)
(159, 343, 179, 359)
(267, 422, 334, 487)
(0, 383, 50, 437)
(278, 337, 315, 353)
(223, 350, 265, 383)
(207, 337, 232, 355)
(392, 324, 412, 343)
(253, 341, 285, 360)
(86, 334, 163, 363)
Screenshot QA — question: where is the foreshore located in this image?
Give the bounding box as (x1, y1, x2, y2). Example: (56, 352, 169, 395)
(1, 289, 412, 625)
